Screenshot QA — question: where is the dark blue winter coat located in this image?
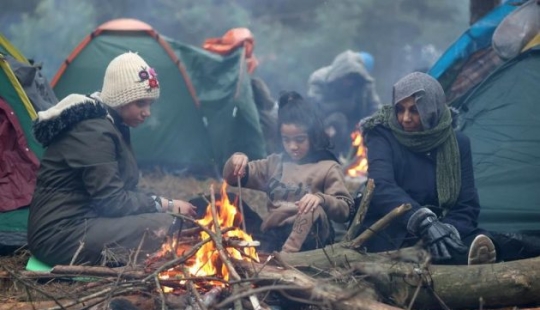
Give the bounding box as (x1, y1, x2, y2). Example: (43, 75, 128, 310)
(359, 126, 480, 252)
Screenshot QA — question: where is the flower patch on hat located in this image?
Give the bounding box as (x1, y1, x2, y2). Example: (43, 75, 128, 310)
(138, 66, 159, 92)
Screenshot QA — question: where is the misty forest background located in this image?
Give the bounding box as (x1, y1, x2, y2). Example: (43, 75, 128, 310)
(1, 0, 470, 104)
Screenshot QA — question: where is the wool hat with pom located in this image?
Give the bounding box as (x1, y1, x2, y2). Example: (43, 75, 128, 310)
(100, 52, 160, 107)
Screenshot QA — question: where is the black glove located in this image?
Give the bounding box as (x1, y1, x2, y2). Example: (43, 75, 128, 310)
(407, 208, 467, 261)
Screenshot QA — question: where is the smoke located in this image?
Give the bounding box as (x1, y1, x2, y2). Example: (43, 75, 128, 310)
(3, 0, 470, 104)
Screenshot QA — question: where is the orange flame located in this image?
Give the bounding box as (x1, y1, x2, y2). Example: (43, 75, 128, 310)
(346, 130, 368, 177)
(187, 183, 259, 285)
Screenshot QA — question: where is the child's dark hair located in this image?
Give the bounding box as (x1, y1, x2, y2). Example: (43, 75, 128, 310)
(277, 91, 331, 152)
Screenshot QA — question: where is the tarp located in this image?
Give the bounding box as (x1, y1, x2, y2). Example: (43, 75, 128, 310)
(0, 33, 56, 253)
(428, 2, 516, 83)
(452, 46, 540, 232)
(52, 19, 266, 175)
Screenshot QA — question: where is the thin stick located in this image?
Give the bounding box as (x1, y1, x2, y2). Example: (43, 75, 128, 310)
(213, 285, 305, 309)
(183, 266, 208, 310)
(237, 175, 247, 232)
(209, 185, 243, 310)
(0, 265, 66, 310)
(45, 283, 146, 310)
(407, 280, 423, 310)
(349, 203, 412, 249)
(133, 230, 147, 266)
(154, 275, 167, 310)
(143, 234, 213, 282)
(69, 241, 85, 266)
(343, 178, 374, 242)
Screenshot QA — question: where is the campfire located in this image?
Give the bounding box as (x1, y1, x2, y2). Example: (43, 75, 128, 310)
(346, 129, 368, 178)
(158, 183, 259, 290)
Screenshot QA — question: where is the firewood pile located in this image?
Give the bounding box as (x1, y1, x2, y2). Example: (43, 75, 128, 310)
(1, 180, 540, 310)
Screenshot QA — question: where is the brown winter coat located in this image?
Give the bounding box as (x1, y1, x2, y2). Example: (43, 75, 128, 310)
(28, 94, 173, 266)
(224, 152, 353, 251)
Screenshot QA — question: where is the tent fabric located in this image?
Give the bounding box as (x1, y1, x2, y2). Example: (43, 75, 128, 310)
(452, 47, 540, 232)
(203, 28, 259, 74)
(0, 97, 39, 212)
(0, 34, 55, 253)
(0, 208, 28, 255)
(7, 56, 58, 112)
(492, 0, 540, 60)
(0, 56, 41, 156)
(52, 19, 265, 175)
(0, 34, 55, 214)
(428, 2, 516, 90)
(0, 33, 27, 63)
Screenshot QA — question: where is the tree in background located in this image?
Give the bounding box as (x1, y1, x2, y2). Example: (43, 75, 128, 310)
(3, 0, 470, 103)
(7, 0, 96, 78)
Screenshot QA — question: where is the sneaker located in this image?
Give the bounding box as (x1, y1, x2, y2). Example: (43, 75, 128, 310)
(468, 234, 497, 265)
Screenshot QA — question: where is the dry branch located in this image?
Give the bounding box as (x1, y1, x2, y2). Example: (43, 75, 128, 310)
(348, 203, 411, 249)
(51, 265, 147, 279)
(344, 178, 375, 242)
(236, 260, 401, 310)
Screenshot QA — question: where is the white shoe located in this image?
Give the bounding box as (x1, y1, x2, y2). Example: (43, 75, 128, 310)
(468, 234, 496, 265)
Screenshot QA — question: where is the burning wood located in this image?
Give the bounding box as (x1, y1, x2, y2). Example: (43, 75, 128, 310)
(345, 129, 368, 178)
(180, 183, 259, 283)
(150, 183, 262, 308)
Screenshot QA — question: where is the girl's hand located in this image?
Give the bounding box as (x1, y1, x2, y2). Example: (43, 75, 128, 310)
(161, 198, 197, 217)
(230, 152, 249, 177)
(296, 193, 323, 214)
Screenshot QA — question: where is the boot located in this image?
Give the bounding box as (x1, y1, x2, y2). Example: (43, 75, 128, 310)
(281, 207, 328, 253)
(468, 234, 497, 265)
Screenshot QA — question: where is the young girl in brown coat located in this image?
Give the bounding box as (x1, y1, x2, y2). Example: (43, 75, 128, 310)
(223, 91, 353, 252)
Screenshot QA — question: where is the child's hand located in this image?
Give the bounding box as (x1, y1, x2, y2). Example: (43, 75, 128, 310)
(230, 152, 248, 177)
(296, 193, 322, 214)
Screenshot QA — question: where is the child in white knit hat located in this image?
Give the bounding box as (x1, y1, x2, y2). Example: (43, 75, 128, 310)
(29, 52, 196, 267)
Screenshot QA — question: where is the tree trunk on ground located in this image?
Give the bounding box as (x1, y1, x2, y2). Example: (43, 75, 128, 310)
(237, 260, 402, 310)
(470, 0, 501, 25)
(272, 243, 540, 309)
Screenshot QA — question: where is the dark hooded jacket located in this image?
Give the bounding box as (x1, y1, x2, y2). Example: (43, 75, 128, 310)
(307, 50, 381, 156)
(308, 50, 381, 121)
(359, 126, 480, 252)
(28, 94, 172, 266)
(358, 72, 480, 253)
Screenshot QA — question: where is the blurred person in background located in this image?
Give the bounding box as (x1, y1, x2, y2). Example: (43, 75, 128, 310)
(307, 50, 381, 158)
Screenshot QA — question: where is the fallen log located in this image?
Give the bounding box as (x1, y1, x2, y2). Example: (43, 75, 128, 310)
(279, 245, 540, 309)
(236, 260, 401, 310)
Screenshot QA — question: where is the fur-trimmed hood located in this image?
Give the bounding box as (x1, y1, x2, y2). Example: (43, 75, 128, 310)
(33, 94, 109, 147)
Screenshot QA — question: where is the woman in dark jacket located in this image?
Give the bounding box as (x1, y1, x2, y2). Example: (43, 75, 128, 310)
(28, 52, 196, 266)
(359, 72, 496, 265)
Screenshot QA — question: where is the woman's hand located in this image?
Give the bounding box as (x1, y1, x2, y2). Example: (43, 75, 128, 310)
(161, 198, 197, 217)
(296, 193, 323, 214)
(230, 152, 249, 177)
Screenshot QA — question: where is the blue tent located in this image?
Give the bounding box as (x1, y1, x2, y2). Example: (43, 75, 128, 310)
(428, 2, 517, 88)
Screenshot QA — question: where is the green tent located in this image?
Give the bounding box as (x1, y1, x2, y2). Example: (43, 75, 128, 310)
(452, 46, 540, 232)
(0, 33, 42, 158)
(0, 33, 56, 253)
(52, 19, 266, 175)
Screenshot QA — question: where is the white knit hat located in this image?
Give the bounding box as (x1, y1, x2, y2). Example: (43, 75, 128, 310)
(100, 52, 160, 107)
